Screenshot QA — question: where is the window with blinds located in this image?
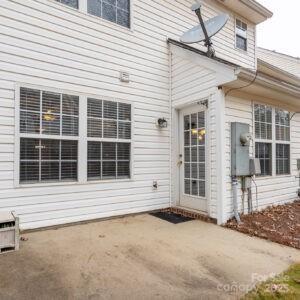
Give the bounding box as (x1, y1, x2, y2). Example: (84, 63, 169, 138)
(254, 104, 291, 177)
(275, 109, 290, 175)
(87, 0, 130, 28)
(20, 88, 79, 136)
(19, 87, 79, 183)
(88, 142, 130, 179)
(87, 98, 131, 180)
(254, 104, 272, 176)
(87, 98, 131, 140)
(18, 87, 132, 184)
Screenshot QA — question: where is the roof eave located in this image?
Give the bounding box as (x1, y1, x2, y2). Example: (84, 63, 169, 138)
(257, 58, 300, 86)
(216, 0, 273, 24)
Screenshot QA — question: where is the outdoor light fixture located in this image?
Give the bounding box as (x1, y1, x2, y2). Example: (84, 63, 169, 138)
(157, 118, 168, 128)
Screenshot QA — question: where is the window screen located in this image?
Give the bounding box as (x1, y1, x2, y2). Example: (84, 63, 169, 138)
(20, 139, 78, 183)
(20, 88, 79, 137)
(275, 109, 290, 141)
(236, 19, 247, 51)
(87, 98, 131, 140)
(55, 0, 78, 8)
(19, 87, 79, 184)
(87, 98, 131, 181)
(87, 142, 130, 179)
(255, 142, 272, 176)
(236, 35, 247, 51)
(87, 0, 130, 28)
(254, 103, 291, 177)
(276, 144, 290, 175)
(254, 104, 272, 140)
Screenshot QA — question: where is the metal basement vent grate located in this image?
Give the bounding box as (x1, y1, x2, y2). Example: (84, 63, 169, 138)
(0, 212, 19, 254)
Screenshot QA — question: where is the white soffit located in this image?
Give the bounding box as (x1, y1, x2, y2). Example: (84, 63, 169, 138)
(216, 0, 273, 24)
(169, 43, 238, 86)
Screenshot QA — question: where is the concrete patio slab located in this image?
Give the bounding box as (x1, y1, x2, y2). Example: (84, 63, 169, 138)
(0, 214, 299, 300)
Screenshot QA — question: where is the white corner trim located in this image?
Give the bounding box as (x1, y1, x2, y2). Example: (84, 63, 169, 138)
(215, 89, 227, 224)
(14, 83, 21, 188)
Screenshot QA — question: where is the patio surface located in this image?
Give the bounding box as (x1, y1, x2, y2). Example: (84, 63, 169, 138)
(0, 213, 299, 300)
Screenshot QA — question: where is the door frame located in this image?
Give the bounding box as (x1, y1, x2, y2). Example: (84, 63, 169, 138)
(176, 100, 211, 213)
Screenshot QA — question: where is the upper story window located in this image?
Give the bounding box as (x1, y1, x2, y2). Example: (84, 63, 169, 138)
(235, 19, 247, 51)
(55, 0, 78, 9)
(87, 0, 130, 28)
(54, 0, 130, 28)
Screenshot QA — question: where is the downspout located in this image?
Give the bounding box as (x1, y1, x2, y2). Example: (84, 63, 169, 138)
(168, 44, 173, 209)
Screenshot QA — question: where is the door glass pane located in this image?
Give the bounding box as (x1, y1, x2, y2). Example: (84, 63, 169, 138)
(183, 111, 206, 197)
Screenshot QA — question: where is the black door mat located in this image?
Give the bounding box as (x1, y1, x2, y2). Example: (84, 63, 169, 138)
(149, 211, 194, 224)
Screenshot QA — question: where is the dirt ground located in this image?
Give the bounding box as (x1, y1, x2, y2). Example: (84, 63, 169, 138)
(0, 214, 300, 300)
(226, 201, 300, 249)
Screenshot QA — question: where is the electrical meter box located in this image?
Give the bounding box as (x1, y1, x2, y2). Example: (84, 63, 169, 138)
(249, 158, 261, 176)
(231, 122, 250, 176)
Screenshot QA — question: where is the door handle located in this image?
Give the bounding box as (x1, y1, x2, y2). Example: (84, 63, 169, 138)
(177, 160, 183, 166)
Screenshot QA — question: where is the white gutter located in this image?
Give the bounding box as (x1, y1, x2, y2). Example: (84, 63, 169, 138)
(235, 68, 300, 97)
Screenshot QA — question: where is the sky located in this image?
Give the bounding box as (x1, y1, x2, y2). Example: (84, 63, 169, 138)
(256, 0, 300, 57)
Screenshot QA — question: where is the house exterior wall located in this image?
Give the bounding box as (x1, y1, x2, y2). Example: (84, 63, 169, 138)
(170, 51, 218, 219)
(0, 0, 257, 229)
(224, 93, 299, 221)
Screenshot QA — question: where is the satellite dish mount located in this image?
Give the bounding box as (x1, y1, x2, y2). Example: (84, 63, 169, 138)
(192, 4, 215, 57)
(180, 3, 229, 58)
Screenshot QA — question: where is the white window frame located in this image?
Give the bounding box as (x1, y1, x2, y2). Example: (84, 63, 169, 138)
(253, 102, 291, 178)
(50, 0, 133, 31)
(235, 18, 248, 52)
(86, 97, 133, 181)
(14, 83, 134, 188)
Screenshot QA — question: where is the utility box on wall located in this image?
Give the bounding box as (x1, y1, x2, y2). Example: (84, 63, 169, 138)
(231, 122, 250, 176)
(0, 212, 19, 254)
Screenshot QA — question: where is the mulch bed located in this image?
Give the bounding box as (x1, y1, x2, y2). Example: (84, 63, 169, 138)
(225, 201, 300, 249)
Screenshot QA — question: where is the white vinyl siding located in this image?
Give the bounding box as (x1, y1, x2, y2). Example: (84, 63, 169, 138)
(257, 48, 300, 78)
(0, 0, 256, 229)
(225, 95, 298, 221)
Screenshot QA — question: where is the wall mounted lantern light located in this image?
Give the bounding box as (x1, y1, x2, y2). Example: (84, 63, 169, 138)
(157, 118, 168, 128)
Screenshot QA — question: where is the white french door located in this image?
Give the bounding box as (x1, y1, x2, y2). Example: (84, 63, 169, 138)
(179, 105, 207, 212)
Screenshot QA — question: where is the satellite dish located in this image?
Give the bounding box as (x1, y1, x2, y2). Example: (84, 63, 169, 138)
(180, 14, 229, 44)
(180, 3, 229, 58)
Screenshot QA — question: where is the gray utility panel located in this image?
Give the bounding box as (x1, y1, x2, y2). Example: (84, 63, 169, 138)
(231, 122, 250, 176)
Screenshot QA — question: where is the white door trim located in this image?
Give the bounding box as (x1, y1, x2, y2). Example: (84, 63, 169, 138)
(178, 102, 210, 213)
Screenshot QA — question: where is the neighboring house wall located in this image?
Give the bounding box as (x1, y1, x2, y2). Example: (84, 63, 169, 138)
(257, 48, 300, 78)
(0, 0, 256, 229)
(224, 94, 299, 220)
